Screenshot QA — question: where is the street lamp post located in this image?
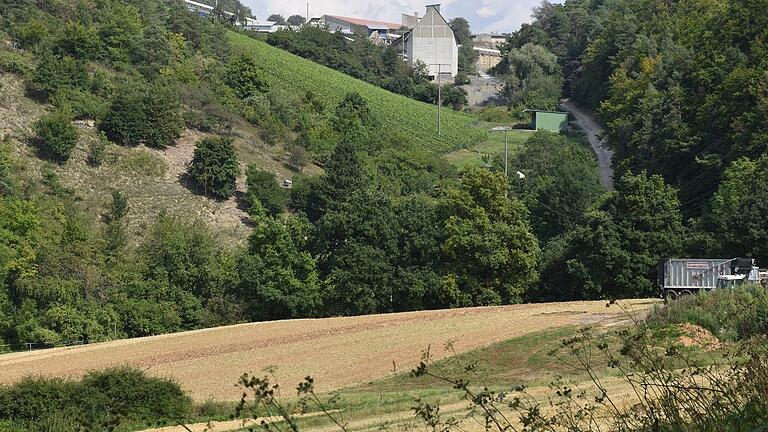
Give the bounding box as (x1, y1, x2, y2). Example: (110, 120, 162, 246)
(429, 63, 451, 136)
(491, 126, 512, 177)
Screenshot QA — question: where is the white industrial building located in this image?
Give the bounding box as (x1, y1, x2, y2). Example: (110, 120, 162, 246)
(181, 0, 281, 33)
(314, 15, 403, 44)
(393, 5, 458, 80)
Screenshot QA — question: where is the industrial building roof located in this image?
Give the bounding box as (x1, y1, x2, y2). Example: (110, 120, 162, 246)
(326, 15, 402, 31)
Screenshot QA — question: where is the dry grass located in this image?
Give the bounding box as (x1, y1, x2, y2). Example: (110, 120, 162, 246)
(0, 300, 656, 401)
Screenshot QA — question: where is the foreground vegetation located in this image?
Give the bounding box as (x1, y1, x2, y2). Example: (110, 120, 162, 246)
(228, 288, 768, 432)
(0, 367, 191, 432)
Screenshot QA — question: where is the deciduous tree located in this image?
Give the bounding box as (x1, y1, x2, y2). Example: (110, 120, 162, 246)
(189, 136, 239, 199)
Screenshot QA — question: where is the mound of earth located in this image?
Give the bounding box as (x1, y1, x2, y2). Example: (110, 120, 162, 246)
(677, 323, 721, 351)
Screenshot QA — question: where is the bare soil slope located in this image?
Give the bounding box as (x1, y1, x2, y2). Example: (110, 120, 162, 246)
(0, 300, 655, 401)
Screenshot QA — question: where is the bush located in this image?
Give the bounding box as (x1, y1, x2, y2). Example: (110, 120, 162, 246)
(441, 84, 468, 110)
(454, 71, 470, 85)
(142, 84, 183, 148)
(99, 84, 146, 146)
(28, 52, 87, 100)
(288, 145, 309, 170)
(52, 88, 108, 120)
(476, 105, 524, 123)
(225, 54, 268, 99)
(99, 83, 181, 148)
(81, 367, 191, 421)
(189, 136, 239, 199)
(109, 190, 129, 221)
(244, 166, 286, 217)
(0, 367, 191, 429)
(647, 286, 768, 341)
(34, 109, 78, 162)
(87, 133, 108, 167)
(0, 52, 32, 75)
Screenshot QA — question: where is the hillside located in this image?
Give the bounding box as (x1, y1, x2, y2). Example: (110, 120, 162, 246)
(0, 300, 654, 401)
(229, 32, 487, 153)
(0, 0, 549, 352)
(0, 74, 297, 248)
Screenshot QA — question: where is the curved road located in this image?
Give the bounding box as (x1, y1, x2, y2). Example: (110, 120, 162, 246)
(560, 99, 614, 190)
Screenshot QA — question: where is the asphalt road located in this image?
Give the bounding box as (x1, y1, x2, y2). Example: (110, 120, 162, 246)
(560, 99, 614, 189)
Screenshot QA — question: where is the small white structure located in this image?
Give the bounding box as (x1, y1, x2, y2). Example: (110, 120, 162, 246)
(181, 0, 279, 33)
(395, 5, 458, 80)
(472, 33, 508, 48)
(243, 18, 279, 33)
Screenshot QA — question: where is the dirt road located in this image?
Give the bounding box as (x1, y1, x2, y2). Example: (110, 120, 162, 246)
(560, 99, 614, 189)
(0, 300, 654, 401)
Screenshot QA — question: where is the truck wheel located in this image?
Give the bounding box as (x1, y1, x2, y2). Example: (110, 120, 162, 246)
(762, 279, 767, 288)
(664, 290, 678, 303)
(681, 290, 694, 297)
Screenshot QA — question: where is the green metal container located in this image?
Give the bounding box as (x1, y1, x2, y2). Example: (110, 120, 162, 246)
(529, 110, 569, 132)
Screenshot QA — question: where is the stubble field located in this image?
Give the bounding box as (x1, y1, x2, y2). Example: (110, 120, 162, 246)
(0, 300, 655, 401)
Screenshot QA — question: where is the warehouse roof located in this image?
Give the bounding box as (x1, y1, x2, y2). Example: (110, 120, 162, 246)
(326, 15, 402, 31)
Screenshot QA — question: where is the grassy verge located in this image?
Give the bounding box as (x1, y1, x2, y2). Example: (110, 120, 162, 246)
(443, 126, 533, 169)
(218, 322, 729, 432)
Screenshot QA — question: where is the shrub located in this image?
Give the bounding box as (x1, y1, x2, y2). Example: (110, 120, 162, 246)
(52, 88, 108, 120)
(99, 84, 146, 146)
(476, 105, 523, 123)
(142, 84, 183, 148)
(454, 71, 470, 85)
(441, 84, 468, 110)
(225, 54, 268, 99)
(34, 109, 78, 162)
(183, 110, 215, 132)
(28, 52, 87, 100)
(81, 367, 191, 421)
(288, 145, 309, 170)
(0, 376, 79, 421)
(87, 133, 108, 167)
(647, 286, 768, 341)
(0, 52, 32, 75)
(0, 368, 191, 429)
(54, 21, 101, 60)
(109, 190, 129, 221)
(244, 166, 286, 217)
(189, 136, 239, 199)
(99, 83, 182, 148)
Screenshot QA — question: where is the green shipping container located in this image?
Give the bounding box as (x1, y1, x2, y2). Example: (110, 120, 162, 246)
(529, 110, 569, 132)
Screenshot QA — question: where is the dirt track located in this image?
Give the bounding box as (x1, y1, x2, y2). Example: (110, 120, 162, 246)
(560, 99, 614, 190)
(0, 300, 655, 401)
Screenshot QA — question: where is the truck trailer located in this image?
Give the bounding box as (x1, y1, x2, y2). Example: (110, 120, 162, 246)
(658, 258, 763, 301)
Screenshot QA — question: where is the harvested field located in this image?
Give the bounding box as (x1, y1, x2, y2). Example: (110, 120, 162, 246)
(0, 300, 656, 401)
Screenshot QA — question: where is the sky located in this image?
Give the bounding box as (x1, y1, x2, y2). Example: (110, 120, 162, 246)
(241, 0, 563, 34)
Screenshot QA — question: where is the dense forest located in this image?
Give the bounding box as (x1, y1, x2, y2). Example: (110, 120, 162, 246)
(493, 0, 768, 299)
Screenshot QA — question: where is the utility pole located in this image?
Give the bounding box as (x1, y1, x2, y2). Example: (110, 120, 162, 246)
(437, 64, 442, 136)
(504, 128, 508, 177)
(307, 3, 310, 21)
(430, 63, 450, 136)
(492, 126, 512, 177)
